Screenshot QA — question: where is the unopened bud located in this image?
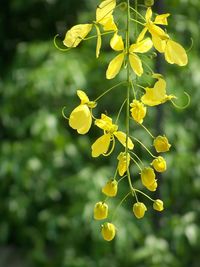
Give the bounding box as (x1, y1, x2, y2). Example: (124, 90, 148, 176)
(145, 0, 154, 7)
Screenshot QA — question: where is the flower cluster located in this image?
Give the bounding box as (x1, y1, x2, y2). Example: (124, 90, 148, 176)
(59, 0, 188, 242)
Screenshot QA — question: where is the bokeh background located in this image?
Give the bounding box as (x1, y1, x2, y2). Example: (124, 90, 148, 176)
(0, 0, 200, 266)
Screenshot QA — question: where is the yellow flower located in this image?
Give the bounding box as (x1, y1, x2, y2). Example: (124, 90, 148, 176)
(94, 202, 108, 220)
(141, 75, 176, 106)
(102, 179, 118, 197)
(106, 33, 153, 79)
(137, 7, 169, 50)
(91, 114, 134, 157)
(130, 100, 147, 124)
(117, 152, 130, 176)
(141, 167, 157, 191)
(101, 222, 116, 241)
(63, 24, 93, 47)
(153, 135, 171, 153)
(141, 167, 156, 187)
(96, 0, 116, 26)
(151, 156, 167, 172)
(133, 202, 147, 219)
(63, 0, 117, 58)
(95, 0, 117, 58)
(137, 8, 188, 66)
(153, 199, 164, 211)
(69, 90, 96, 134)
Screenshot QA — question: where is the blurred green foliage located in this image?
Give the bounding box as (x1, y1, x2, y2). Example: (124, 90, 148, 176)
(0, 0, 200, 267)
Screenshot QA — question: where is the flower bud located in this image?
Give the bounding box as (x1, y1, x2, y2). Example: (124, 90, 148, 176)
(145, 0, 154, 7)
(146, 180, 158, 191)
(141, 167, 156, 187)
(153, 135, 171, 153)
(102, 179, 118, 197)
(101, 222, 116, 241)
(94, 202, 108, 220)
(130, 100, 147, 124)
(153, 199, 164, 211)
(133, 202, 147, 219)
(117, 152, 130, 176)
(151, 156, 167, 172)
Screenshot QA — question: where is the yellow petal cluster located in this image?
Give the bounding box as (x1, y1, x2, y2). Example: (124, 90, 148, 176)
(94, 202, 108, 220)
(141, 76, 176, 107)
(95, 0, 117, 57)
(141, 167, 157, 191)
(153, 135, 171, 153)
(69, 90, 96, 134)
(101, 222, 116, 241)
(63, 24, 92, 48)
(63, 0, 117, 58)
(102, 179, 118, 197)
(130, 100, 147, 124)
(106, 33, 153, 79)
(91, 114, 134, 157)
(117, 152, 130, 176)
(137, 8, 188, 66)
(133, 202, 147, 219)
(153, 199, 164, 211)
(151, 156, 167, 173)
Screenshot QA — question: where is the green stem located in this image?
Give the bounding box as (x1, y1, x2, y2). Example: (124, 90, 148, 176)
(129, 151, 144, 166)
(131, 136, 157, 158)
(130, 79, 136, 99)
(94, 81, 126, 102)
(62, 106, 69, 120)
(140, 123, 155, 138)
(129, 6, 146, 21)
(115, 98, 127, 123)
(83, 30, 115, 41)
(130, 156, 142, 171)
(134, 188, 155, 202)
(125, 0, 133, 193)
(54, 34, 73, 52)
(130, 18, 145, 26)
(117, 174, 127, 183)
(111, 191, 132, 220)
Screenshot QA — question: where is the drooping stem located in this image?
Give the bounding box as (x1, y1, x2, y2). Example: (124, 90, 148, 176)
(125, 0, 132, 192)
(94, 81, 126, 101)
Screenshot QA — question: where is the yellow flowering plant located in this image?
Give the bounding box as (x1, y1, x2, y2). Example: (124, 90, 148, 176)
(56, 0, 189, 242)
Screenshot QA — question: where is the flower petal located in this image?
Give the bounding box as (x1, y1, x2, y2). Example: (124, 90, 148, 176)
(129, 53, 143, 77)
(96, 0, 116, 24)
(110, 33, 124, 51)
(63, 24, 92, 47)
(106, 53, 125, 79)
(165, 39, 188, 66)
(145, 8, 152, 21)
(137, 27, 148, 43)
(141, 78, 173, 106)
(151, 35, 166, 53)
(100, 15, 117, 31)
(148, 24, 168, 39)
(95, 114, 114, 131)
(69, 105, 92, 134)
(91, 134, 111, 157)
(114, 131, 134, 150)
(77, 90, 89, 104)
(154, 13, 170, 25)
(95, 25, 102, 58)
(129, 38, 153, 53)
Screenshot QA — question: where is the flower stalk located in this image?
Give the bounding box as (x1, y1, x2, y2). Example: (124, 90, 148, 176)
(58, 0, 189, 242)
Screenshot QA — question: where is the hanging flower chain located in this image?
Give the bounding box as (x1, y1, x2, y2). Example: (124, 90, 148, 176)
(57, 0, 189, 241)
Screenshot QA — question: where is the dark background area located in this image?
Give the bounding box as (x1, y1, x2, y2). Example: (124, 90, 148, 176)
(0, 0, 200, 266)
